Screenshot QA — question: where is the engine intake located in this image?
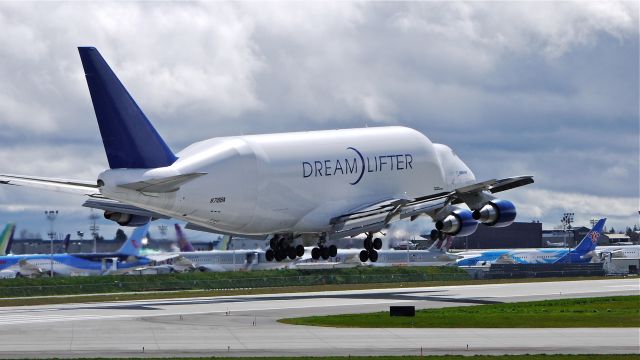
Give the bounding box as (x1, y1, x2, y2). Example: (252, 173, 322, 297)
(435, 208, 478, 236)
(472, 199, 516, 227)
(104, 212, 151, 227)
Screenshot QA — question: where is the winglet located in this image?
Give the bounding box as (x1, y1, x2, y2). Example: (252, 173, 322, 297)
(78, 47, 177, 169)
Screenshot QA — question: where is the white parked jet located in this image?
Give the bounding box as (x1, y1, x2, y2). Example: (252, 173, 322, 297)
(0, 47, 533, 264)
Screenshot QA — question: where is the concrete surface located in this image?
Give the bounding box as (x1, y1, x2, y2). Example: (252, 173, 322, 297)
(0, 278, 637, 358)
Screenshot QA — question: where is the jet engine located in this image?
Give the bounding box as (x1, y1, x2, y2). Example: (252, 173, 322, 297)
(472, 199, 516, 227)
(104, 212, 150, 226)
(435, 208, 478, 236)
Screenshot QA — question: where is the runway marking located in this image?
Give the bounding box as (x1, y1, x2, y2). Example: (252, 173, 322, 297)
(0, 298, 410, 326)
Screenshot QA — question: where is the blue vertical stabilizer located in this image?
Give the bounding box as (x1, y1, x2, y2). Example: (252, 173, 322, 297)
(117, 222, 150, 256)
(78, 47, 177, 169)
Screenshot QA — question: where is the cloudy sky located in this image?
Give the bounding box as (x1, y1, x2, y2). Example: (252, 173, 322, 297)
(0, 1, 637, 241)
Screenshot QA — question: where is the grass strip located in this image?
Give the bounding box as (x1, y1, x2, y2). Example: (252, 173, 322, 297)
(0, 277, 624, 307)
(280, 295, 640, 328)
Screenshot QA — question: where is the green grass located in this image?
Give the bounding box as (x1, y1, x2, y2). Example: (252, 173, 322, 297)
(280, 295, 640, 328)
(0, 266, 468, 298)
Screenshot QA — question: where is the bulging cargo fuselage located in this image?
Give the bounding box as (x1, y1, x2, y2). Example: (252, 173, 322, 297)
(98, 126, 476, 235)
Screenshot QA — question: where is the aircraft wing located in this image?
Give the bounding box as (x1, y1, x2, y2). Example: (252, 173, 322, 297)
(82, 199, 170, 219)
(0, 174, 99, 195)
(328, 175, 533, 239)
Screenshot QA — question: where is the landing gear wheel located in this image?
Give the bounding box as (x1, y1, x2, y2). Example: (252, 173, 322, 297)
(328, 245, 337, 257)
(369, 249, 379, 262)
(287, 247, 297, 260)
(265, 249, 274, 262)
(269, 237, 277, 249)
(364, 237, 373, 250)
(295, 245, 305, 257)
(359, 250, 369, 262)
(311, 247, 320, 260)
(373, 238, 382, 250)
(320, 246, 330, 260)
(430, 229, 439, 241)
(275, 251, 286, 262)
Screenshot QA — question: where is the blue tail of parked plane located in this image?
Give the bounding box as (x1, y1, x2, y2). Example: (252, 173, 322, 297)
(78, 47, 177, 169)
(573, 218, 606, 254)
(116, 222, 150, 256)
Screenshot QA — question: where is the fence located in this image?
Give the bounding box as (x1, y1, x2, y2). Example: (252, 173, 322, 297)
(0, 272, 470, 298)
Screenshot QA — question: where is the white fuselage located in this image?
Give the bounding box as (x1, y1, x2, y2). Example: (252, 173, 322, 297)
(98, 127, 476, 236)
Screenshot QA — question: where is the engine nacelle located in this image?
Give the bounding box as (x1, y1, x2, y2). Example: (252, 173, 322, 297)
(104, 212, 150, 227)
(472, 199, 516, 227)
(435, 208, 478, 236)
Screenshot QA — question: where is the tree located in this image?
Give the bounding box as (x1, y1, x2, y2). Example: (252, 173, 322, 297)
(115, 229, 127, 242)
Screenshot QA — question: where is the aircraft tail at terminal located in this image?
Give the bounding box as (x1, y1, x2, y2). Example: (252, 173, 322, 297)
(0, 224, 15, 256)
(116, 223, 150, 256)
(175, 224, 195, 252)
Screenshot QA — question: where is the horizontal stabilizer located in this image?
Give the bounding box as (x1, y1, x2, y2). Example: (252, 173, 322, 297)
(83, 199, 170, 219)
(118, 173, 206, 193)
(0, 174, 99, 195)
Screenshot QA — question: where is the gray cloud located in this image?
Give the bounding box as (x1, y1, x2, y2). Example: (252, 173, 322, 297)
(0, 1, 637, 238)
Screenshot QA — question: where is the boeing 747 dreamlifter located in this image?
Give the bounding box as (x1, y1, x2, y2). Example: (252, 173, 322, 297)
(0, 47, 533, 263)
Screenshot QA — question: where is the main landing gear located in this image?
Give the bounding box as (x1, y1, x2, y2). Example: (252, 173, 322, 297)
(311, 234, 337, 260)
(359, 233, 382, 262)
(265, 235, 304, 262)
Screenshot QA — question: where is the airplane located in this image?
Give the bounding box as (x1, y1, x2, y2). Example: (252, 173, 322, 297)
(0, 47, 533, 264)
(0, 223, 152, 278)
(455, 218, 606, 266)
(293, 236, 457, 269)
(595, 245, 640, 261)
(0, 224, 16, 256)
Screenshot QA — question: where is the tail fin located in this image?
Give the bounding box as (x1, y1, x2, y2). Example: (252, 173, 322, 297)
(174, 224, 195, 252)
(78, 47, 177, 169)
(220, 235, 231, 250)
(573, 218, 606, 254)
(0, 224, 15, 256)
(117, 222, 150, 256)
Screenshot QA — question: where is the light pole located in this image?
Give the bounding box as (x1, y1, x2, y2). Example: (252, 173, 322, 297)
(89, 210, 100, 253)
(44, 210, 58, 276)
(561, 212, 574, 249)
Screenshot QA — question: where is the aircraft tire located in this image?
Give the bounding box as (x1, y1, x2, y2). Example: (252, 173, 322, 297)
(328, 245, 337, 257)
(359, 250, 369, 262)
(373, 238, 382, 250)
(287, 247, 297, 260)
(364, 237, 373, 250)
(369, 249, 379, 262)
(295, 244, 305, 257)
(311, 247, 320, 260)
(430, 229, 439, 241)
(320, 246, 330, 260)
(265, 249, 274, 262)
(269, 238, 277, 249)
(275, 251, 286, 262)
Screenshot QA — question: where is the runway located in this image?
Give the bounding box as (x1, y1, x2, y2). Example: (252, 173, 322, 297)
(0, 278, 637, 358)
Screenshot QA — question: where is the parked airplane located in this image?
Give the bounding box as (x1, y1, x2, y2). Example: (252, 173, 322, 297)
(0, 224, 15, 256)
(455, 218, 606, 266)
(595, 245, 640, 260)
(0, 47, 533, 264)
(0, 224, 151, 278)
